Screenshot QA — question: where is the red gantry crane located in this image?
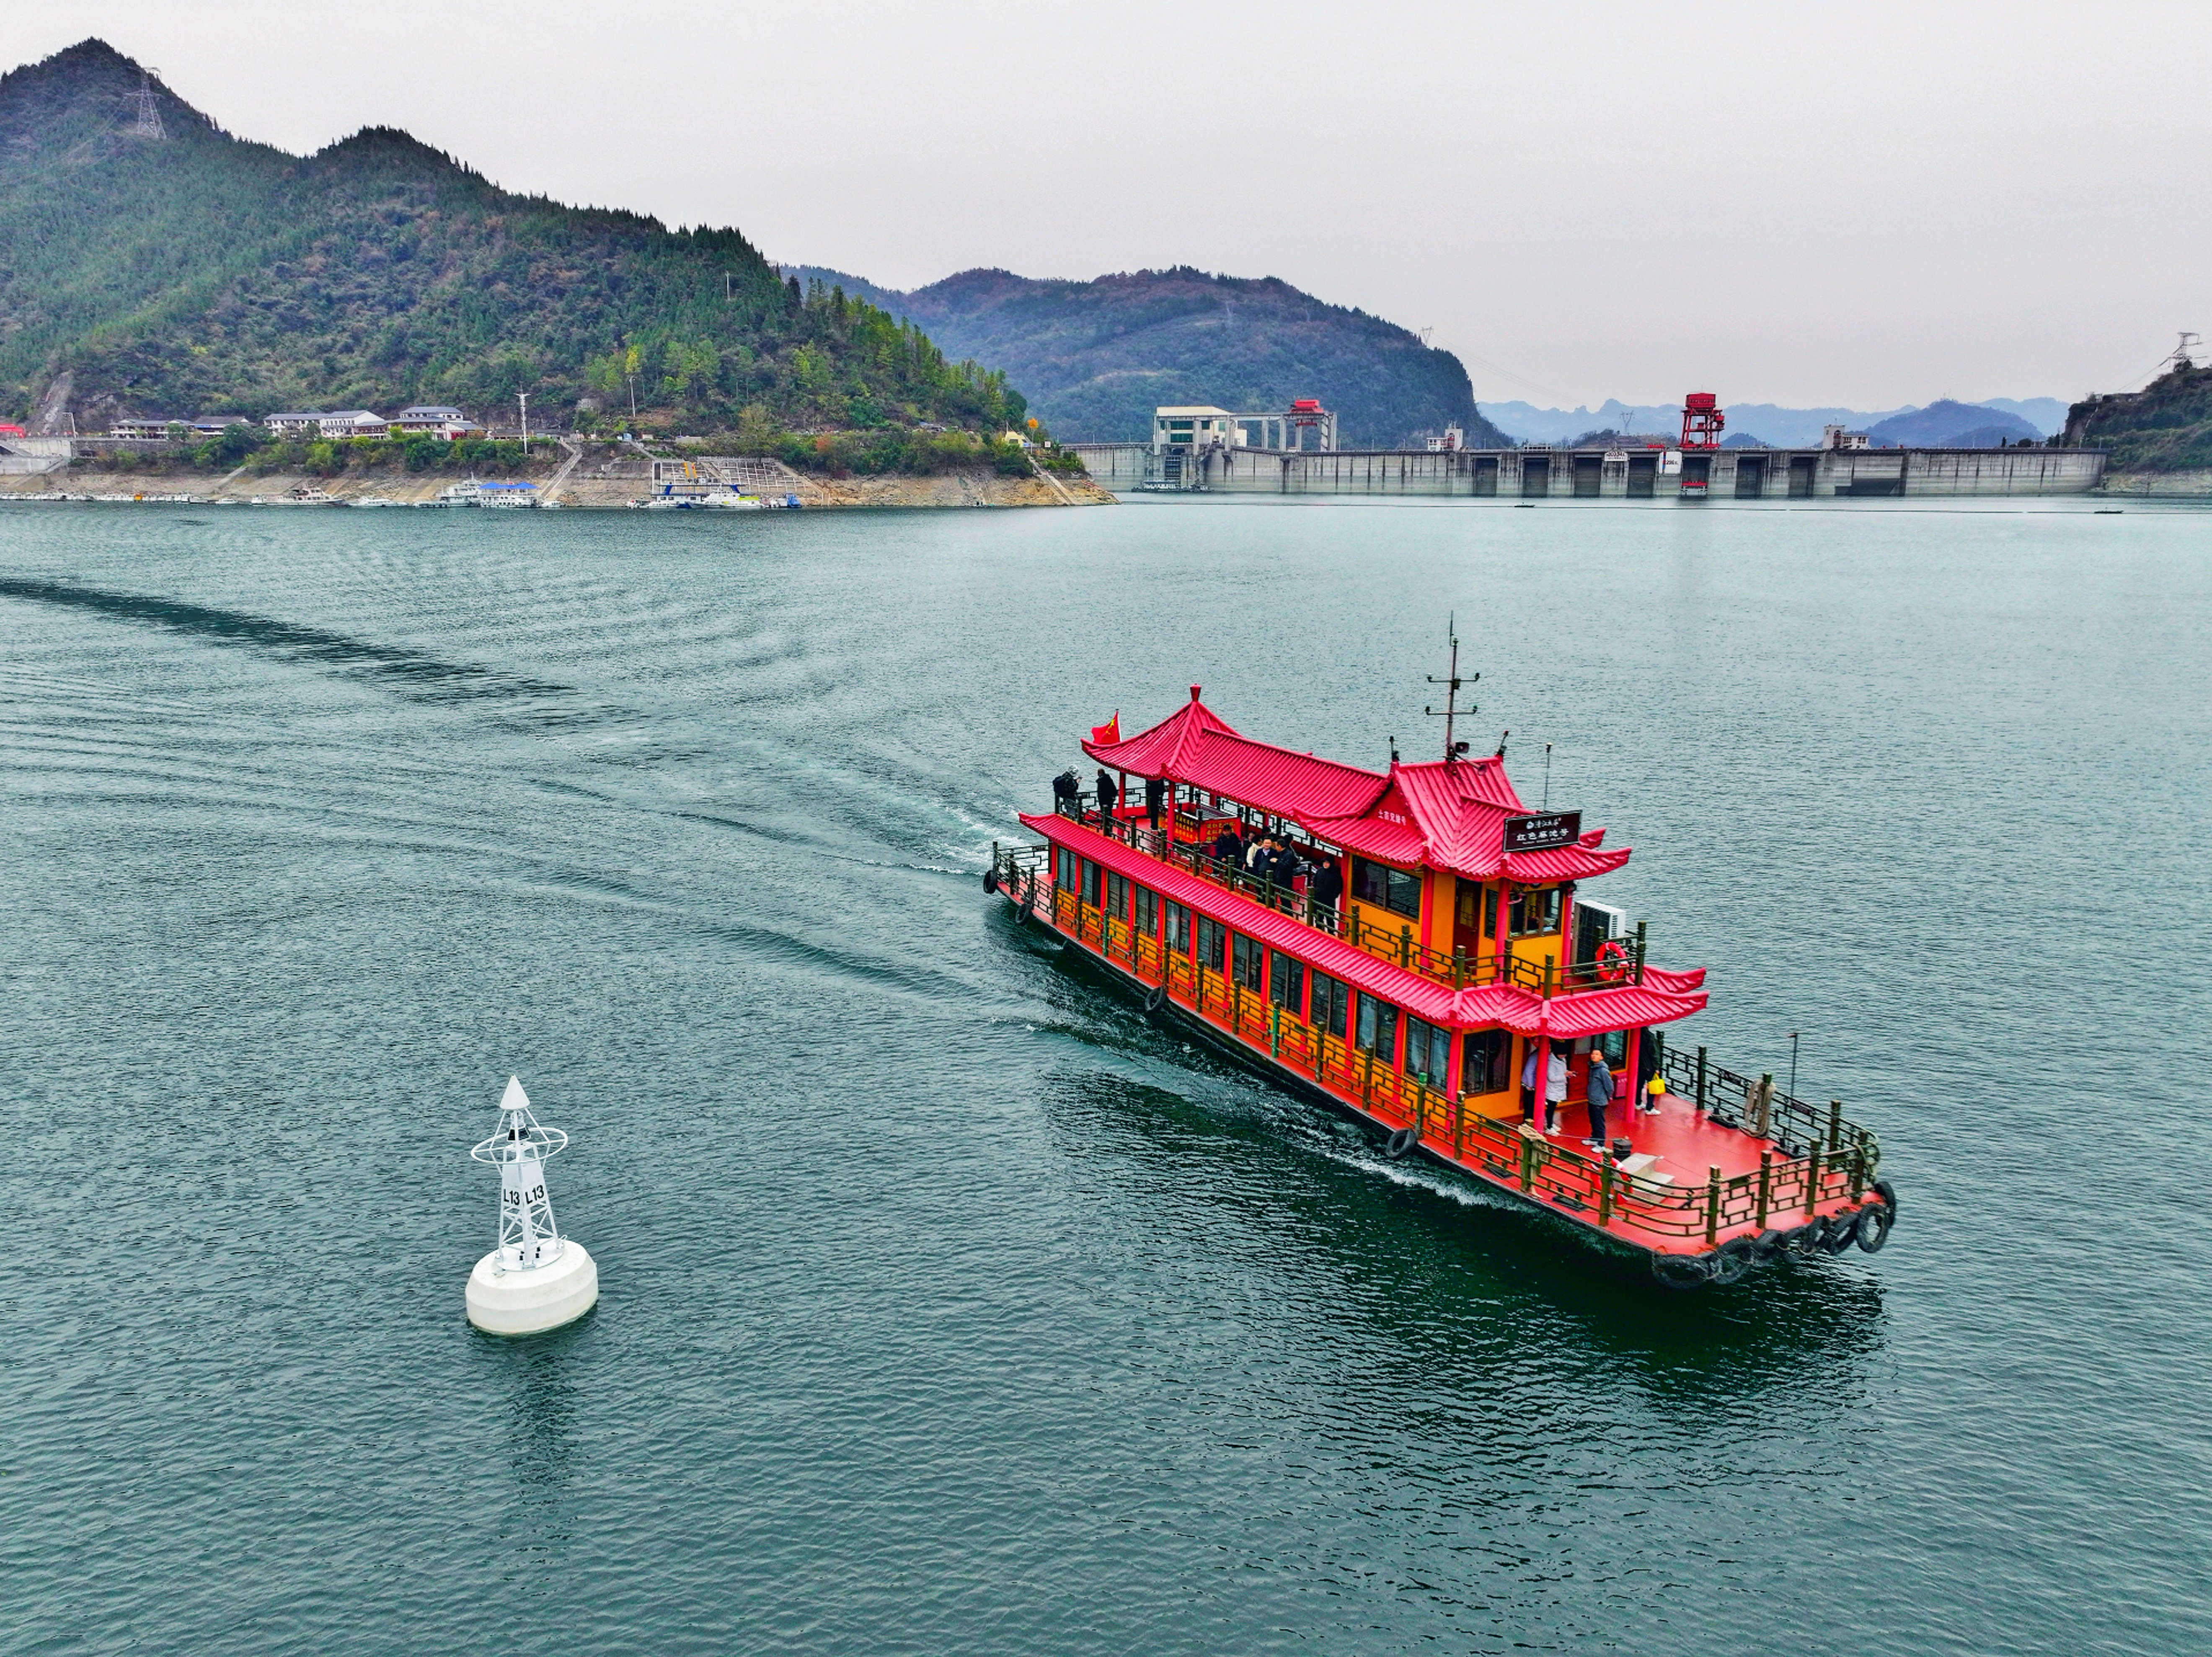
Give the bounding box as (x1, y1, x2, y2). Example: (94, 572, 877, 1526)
(1680, 392, 1725, 449)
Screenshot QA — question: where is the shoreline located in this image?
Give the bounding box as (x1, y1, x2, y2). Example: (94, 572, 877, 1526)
(0, 463, 1113, 510)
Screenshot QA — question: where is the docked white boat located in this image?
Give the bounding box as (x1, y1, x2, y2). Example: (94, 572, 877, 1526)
(350, 495, 401, 508)
(630, 489, 762, 510)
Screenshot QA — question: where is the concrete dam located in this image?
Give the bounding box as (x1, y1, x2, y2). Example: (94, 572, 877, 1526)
(1069, 440, 2106, 500)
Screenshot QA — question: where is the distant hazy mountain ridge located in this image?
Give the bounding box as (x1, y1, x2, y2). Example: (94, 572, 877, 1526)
(0, 41, 1026, 439)
(788, 264, 1508, 449)
(1487, 396, 2067, 448)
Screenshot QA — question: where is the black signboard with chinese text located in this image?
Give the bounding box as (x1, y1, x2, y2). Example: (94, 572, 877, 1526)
(1503, 811, 1581, 853)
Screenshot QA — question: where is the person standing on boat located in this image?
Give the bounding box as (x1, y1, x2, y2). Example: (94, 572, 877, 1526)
(1214, 822, 1243, 869)
(1634, 1027, 1661, 1114)
(1144, 777, 1166, 832)
(1584, 1052, 1615, 1147)
(1522, 1039, 1566, 1129)
(1096, 769, 1119, 824)
(1309, 859, 1342, 916)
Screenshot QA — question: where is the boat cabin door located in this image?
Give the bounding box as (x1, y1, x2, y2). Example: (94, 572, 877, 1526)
(1453, 881, 1497, 961)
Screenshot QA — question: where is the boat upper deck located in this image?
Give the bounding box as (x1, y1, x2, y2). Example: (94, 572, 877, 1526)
(1018, 806, 1706, 1036)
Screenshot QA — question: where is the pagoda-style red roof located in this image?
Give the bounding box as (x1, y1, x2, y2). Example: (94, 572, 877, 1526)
(1085, 687, 1389, 822)
(1084, 690, 1631, 885)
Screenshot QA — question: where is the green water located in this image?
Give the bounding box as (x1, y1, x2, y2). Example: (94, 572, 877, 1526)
(3, 496, 2206, 1653)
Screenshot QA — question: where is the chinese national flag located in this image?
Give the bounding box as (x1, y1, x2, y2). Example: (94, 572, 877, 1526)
(1090, 711, 1121, 745)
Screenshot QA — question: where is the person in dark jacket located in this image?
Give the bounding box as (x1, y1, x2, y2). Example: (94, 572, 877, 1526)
(1095, 769, 1118, 822)
(1213, 824, 1243, 869)
(1308, 859, 1343, 912)
(1584, 1050, 1616, 1146)
(1144, 777, 1166, 831)
(1052, 769, 1080, 817)
(1634, 1027, 1660, 1112)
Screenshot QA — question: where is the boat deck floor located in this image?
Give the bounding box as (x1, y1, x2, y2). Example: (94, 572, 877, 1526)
(1532, 1090, 1792, 1189)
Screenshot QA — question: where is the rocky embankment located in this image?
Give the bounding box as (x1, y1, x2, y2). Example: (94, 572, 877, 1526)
(0, 457, 1112, 508)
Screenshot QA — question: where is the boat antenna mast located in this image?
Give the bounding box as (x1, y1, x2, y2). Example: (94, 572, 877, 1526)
(1424, 614, 1479, 762)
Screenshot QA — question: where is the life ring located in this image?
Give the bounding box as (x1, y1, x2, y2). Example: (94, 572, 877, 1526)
(1708, 1236, 1757, 1285)
(1651, 1252, 1712, 1290)
(983, 867, 999, 893)
(1144, 985, 1166, 1015)
(1595, 939, 1631, 983)
(1384, 1126, 1417, 1160)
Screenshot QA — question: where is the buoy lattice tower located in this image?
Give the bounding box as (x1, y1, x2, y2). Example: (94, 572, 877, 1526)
(464, 1076, 598, 1335)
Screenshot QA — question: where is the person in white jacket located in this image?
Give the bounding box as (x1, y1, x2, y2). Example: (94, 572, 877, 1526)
(1521, 1040, 1570, 1133)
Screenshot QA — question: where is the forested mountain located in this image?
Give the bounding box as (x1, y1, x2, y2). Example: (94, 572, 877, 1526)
(788, 264, 1506, 449)
(2063, 361, 2212, 470)
(0, 41, 1024, 438)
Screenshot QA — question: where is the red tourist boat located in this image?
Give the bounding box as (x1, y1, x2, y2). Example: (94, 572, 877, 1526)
(988, 676, 1897, 1288)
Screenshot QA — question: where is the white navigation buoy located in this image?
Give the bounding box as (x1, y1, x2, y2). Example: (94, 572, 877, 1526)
(464, 1076, 599, 1335)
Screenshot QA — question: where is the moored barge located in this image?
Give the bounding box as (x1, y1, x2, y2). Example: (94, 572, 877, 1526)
(989, 685, 1897, 1288)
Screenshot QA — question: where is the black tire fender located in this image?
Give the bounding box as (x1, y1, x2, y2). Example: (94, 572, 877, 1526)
(1143, 985, 1166, 1015)
(1855, 1198, 1894, 1254)
(1873, 1178, 1898, 1223)
(1820, 1210, 1859, 1253)
(1774, 1223, 1817, 1257)
(1651, 1252, 1712, 1291)
(1708, 1236, 1757, 1285)
(983, 867, 999, 893)
(1384, 1126, 1417, 1161)
(1752, 1228, 1786, 1258)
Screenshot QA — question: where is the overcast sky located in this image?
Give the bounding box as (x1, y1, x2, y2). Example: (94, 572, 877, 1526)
(17, 1, 2209, 409)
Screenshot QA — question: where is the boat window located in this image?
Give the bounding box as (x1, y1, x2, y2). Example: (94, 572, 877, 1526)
(1269, 952, 1305, 1017)
(1509, 885, 1561, 936)
(1311, 971, 1349, 1039)
(1135, 887, 1158, 937)
(1461, 1029, 1510, 1095)
(1355, 995, 1399, 1062)
(1597, 1029, 1627, 1068)
(1231, 933, 1264, 991)
(1055, 847, 1078, 892)
(1352, 857, 1421, 919)
(1081, 859, 1102, 907)
(1164, 900, 1192, 954)
(1105, 870, 1129, 921)
(1403, 1016, 1450, 1087)
(1195, 915, 1227, 973)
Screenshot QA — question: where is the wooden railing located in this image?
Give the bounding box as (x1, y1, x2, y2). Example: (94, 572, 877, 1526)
(996, 844, 1883, 1249)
